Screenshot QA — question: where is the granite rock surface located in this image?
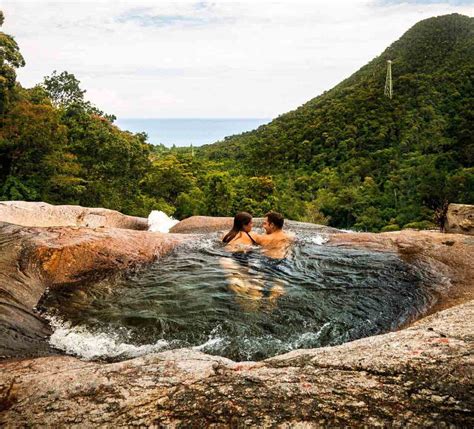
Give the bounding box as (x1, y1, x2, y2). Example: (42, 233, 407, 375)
(0, 207, 472, 426)
(445, 203, 474, 236)
(0, 201, 148, 230)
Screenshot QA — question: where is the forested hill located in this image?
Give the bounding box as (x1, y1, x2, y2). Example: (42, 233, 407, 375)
(196, 13, 473, 230)
(200, 13, 473, 171)
(0, 12, 472, 231)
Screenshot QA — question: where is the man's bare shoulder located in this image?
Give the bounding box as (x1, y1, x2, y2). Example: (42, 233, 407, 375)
(274, 230, 294, 242)
(254, 230, 294, 247)
(250, 233, 269, 245)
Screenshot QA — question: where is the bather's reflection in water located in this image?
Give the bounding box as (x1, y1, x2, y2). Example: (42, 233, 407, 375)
(219, 253, 289, 311)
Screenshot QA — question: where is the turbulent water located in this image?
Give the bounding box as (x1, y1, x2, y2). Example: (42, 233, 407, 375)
(41, 232, 441, 362)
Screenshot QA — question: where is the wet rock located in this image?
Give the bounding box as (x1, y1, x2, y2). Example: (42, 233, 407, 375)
(170, 216, 234, 233)
(445, 203, 474, 235)
(0, 201, 148, 230)
(327, 230, 474, 313)
(0, 222, 188, 358)
(0, 302, 472, 427)
(0, 207, 473, 426)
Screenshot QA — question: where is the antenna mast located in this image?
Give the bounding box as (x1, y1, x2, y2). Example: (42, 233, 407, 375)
(384, 60, 393, 99)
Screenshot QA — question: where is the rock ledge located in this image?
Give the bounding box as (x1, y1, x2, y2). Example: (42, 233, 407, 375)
(0, 207, 472, 426)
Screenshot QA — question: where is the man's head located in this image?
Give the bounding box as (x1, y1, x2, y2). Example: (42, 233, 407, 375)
(263, 211, 284, 234)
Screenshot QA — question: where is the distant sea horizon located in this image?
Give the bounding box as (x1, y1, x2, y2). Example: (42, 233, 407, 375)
(115, 118, 271, 147)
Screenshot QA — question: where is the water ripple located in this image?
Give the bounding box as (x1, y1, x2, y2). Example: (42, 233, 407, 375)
(41, 231, 445, 361)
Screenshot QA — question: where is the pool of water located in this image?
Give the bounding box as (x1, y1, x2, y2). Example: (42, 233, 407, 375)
(41, 233, 441, 361)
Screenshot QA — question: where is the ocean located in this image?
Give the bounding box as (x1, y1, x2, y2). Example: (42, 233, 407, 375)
(115, 118, 271, 147)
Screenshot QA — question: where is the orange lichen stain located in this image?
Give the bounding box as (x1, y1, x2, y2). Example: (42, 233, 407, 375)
(39, 249, 61, 273)
(232, 363, 262, 372)
(429, 338, 450, 344)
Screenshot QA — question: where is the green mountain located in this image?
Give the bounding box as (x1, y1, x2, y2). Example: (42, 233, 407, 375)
(197, 13, 474, 230)
(1, 12, 472, 230)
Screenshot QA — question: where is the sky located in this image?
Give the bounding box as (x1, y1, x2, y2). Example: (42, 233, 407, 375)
(1, 0, 473, 119)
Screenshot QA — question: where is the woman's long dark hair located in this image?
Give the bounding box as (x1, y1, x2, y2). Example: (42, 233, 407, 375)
(223, 212, 252, 244)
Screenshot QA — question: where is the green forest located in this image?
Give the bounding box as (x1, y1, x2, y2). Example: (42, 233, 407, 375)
(0, 12, 473, 231)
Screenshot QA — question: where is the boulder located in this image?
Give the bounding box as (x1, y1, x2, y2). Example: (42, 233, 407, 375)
(328, 230, 474, 314)
(445, 203, 474, 235)
(0, 201, 148, 230)
(170, 215, 341, 234)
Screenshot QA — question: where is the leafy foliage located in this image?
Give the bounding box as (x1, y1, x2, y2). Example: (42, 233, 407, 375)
(0, 12, 472, 231)
(0, 11, 25, 113)
(195, 14, 474, 230)
(42, 71, 86, 108)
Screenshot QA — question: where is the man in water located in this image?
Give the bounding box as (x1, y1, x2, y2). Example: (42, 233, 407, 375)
(254, 211, 294, 259)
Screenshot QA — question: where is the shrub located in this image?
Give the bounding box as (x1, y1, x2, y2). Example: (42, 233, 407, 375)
(402, 220, 437, 230)
(381, 224, 400, 232)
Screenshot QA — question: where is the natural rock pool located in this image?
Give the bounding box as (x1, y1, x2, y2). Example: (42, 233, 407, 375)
(40, 232, 441, 362)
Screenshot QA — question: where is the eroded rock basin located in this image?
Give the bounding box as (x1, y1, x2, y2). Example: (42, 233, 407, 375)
(41, 232, 446, 362)
(0, 208, 473, 426)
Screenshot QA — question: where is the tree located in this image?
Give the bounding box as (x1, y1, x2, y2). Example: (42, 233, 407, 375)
(0, 101, 82, 202)
(42, 71, 86, 108)
(61, 108, 151, 212)
(141, 155, 195, 207)
(175, 188, 206, 219)
(204, 172, 235, 216)
(0, 11, 25, 113)
(41, 70, 116, 122)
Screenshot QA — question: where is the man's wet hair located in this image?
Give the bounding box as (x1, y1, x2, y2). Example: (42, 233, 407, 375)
(265, 211, 284, 229)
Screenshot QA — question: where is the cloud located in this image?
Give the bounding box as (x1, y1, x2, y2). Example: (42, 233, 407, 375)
(1, 1, 473, 118)
(193, 1, 212, 11)
(117, 14, 207, 27)
(115, 3, 233, 28)
(376, 0, 472, 5)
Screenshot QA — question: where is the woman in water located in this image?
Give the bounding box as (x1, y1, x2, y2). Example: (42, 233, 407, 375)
(220, 212, 261, 304)
(222, 211, 257, 251)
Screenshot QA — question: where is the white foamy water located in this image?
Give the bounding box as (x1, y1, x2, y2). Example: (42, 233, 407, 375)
(297, 234, 329, 246)
(291, 322, 332, 349)
(148, 210, 179, 233)
(192, 325, 229, 353)
(193, 336, 228, 352)
(309, 234, 329, 245)
(46, 316, 170, 360)
(46, 315, 231, 361)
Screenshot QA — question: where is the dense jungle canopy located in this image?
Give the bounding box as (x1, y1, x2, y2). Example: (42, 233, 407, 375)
(0, 12, 472, 231)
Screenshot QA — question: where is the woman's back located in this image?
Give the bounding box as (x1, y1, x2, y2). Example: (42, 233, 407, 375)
(225, 231, 256, 252)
